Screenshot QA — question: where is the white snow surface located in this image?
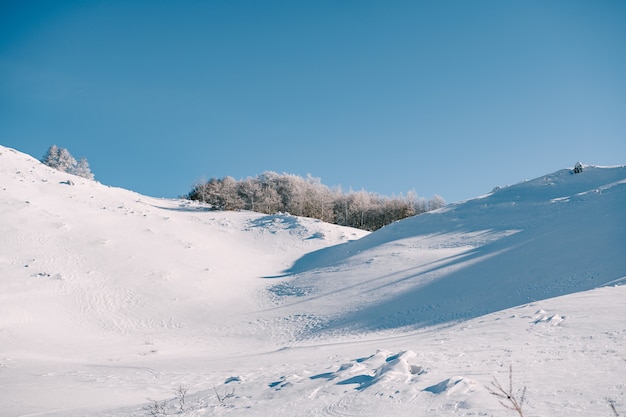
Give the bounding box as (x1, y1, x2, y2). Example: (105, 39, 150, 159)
(1, 145, 625, 417)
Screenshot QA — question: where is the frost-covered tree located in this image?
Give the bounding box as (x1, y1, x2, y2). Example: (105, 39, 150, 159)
(187, 172, 445, 231)
(41, 145, 61, 168)
(41, 145, 94, 180)
(426, 194, 446, 211)
(220, 176, 244, 210)
(237, 178, 263, 212)
(56, 148, 77, 173)
(189, 176, 244, 210)
(72, 157, 95, 180)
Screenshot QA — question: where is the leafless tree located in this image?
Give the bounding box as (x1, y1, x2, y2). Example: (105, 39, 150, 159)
(174, 384, 188, 412)
(145, 398, 166, 416)
(487, 365, 526, 417)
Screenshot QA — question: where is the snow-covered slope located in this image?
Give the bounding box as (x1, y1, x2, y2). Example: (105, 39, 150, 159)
(0, 146, 367, 414)
(1, 145, 625, 417)
(271, 164, 626, 334)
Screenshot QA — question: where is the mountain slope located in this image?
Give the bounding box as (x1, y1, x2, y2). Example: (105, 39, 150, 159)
(269, 165, 626, 334)
(0, 145, 368, 415)
(1, 145, 625, 417)
(0, 145, 368, 351)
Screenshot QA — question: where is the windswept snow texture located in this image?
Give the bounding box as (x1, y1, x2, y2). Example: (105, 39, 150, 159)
(1, 145, 625, 417)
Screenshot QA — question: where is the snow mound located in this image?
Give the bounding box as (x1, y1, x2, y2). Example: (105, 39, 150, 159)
(532, 309, 565, 326)
(423, 376, 471, 394)
(310, 349, 425, 391)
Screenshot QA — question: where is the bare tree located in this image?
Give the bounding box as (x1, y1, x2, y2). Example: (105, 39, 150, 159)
(145, 398, 166, 416)
(174, 384, 188, 412)
(221, 176, 244, 210)
(487, 365, 526, 417)
(238, 178, 262, 212)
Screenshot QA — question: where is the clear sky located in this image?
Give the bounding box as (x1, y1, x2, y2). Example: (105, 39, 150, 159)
(1, 0, 625, 203)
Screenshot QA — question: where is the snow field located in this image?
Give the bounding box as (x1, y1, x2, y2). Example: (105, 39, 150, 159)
(1, 146, 625, 416)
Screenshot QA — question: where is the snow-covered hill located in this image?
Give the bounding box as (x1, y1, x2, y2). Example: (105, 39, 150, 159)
(271, 164, 626, 334)
(1, 145, 625, 417)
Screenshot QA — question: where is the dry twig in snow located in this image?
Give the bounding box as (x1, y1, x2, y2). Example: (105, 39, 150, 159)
(487, 365, 526, 417)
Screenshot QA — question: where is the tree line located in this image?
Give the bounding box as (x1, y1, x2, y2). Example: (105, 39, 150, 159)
(188, 172, 445, 231)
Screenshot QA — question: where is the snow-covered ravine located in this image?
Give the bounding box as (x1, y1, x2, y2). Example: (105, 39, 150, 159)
(1, 145, 625, 416)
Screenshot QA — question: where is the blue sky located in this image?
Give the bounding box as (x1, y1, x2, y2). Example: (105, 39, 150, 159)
(1, 0, 625, 203)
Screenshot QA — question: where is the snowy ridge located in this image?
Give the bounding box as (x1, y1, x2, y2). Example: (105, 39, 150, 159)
(1, 145, 625, 416)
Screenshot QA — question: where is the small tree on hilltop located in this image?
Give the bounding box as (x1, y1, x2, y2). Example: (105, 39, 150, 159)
(56, 147, 77, 173)
(41, 145, 61, 168)
(73, 157, 94, 180)
(41, 145, 94, 180)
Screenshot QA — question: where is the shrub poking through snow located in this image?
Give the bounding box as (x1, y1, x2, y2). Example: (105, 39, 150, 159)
(608, 398, 621, 417)
(145, 398, 166, 416)
(214, 386, 236, 406)
(487, 365, 527, 417)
